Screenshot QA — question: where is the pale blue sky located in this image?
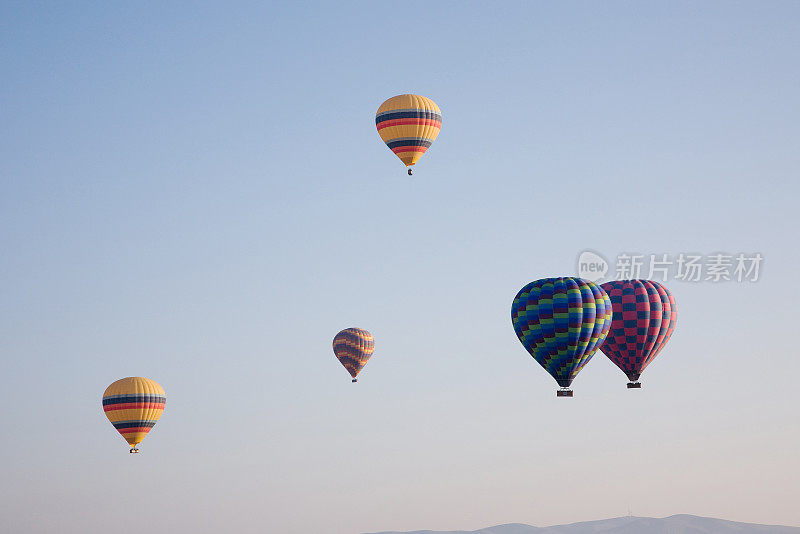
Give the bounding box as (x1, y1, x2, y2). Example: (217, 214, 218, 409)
(1, 2, 799, 533)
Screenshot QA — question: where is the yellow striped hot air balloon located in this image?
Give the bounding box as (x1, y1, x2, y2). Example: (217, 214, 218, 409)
(102, 377, 166, 453)
(375, 94, 441, 175)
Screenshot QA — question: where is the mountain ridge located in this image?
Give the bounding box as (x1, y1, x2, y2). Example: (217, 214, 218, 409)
(366, 514, 800, 534)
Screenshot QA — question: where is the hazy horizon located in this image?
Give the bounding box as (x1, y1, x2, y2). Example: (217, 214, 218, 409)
(1, 2, 799, 533)
(367, 514, 800, 534)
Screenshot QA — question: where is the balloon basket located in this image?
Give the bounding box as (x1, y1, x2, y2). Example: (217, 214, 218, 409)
(352, 378, 357, 383)
(129, 448, 139, 454)
(407, 168, 413, 176)
(627, 382, 642, 389)
(556, 389, 573, 397)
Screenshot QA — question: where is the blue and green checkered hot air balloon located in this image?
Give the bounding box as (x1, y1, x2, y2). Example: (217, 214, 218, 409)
(511, 277, 613, 397)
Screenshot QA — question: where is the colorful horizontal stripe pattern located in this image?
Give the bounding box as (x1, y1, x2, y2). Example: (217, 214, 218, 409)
(599, 280, 677, 383)
(102, 377, 166, 449)
(511, 277, 612, 388)
(376, 94, 441, 167)
(111, 420, 158, 436)
(333, 328, 374, 379)
(102, 394, 166, 412)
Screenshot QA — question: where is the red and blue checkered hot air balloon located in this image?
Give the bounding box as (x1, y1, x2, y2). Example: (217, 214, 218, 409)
(511, 277, 613, 397)
(599, 280, 677, 388)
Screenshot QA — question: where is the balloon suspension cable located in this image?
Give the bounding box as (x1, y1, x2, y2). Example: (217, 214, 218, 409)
(407, 167, 413, 176)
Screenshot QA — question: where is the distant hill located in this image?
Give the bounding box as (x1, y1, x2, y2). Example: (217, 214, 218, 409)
(366, 514, 800, 534)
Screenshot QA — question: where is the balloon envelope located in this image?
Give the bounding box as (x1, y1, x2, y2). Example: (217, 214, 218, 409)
(376, 94, 441, 171)
(102, 377, 165, 450)
(511, 277, 612, 388)
(599, 279, 677, 383)
(333, 328, 374, 380)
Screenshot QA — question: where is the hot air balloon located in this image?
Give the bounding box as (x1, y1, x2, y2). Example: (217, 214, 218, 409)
(599, 279, 677, 388)
(375, 94, 441, 175)
(511, 277, 612, 396)
(102, 377, 166, 453)
(333, 328, 374, 382)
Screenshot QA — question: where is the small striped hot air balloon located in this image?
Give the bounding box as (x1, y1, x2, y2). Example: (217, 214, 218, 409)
(375, 94, 441, 175)
(599, 279, 677, 388)
(333, 328, 374, 382)
(511, 277, 613, 397)
(102, 377, 166, 453)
